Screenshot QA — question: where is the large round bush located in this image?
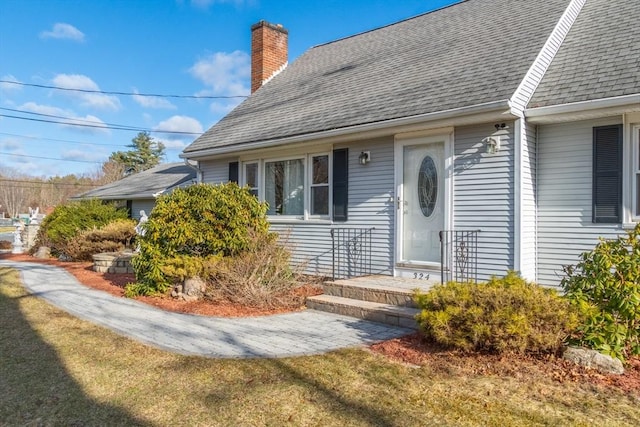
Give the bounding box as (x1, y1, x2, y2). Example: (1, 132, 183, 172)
(131, 183, 271, 294)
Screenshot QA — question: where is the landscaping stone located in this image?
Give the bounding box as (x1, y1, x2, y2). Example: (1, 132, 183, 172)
(182, 277, 206, 300)
(563, 346, 624, 375)
(34, 246, 51, 259)
(92, 252, 135, 274)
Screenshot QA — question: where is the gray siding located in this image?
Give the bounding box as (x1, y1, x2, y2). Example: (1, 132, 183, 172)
(520, 119, 537, 279)
(200, 158, 237, 184)
(273, 137, 395, 277)
(131, 199, 156, 219)
(537, 117, 624, 286)
(453, 123, 515, 280)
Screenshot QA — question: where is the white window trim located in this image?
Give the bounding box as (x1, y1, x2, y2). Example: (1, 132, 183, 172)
(632, 124, 640, 223)
(240, 151, 332, 221)
(308, 152, 332, 220)
(242, 160, 260, 196)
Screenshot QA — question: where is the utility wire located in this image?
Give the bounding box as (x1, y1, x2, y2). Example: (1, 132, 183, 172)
(0, 132, 128, 147)
(0, 151, 103, 164)
(0, 178, 99, 187)
(0, 113, 202, 135)
(0, 80, 249, 99)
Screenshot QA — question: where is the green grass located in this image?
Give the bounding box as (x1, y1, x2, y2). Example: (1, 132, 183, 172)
(1, 266, 639, 426)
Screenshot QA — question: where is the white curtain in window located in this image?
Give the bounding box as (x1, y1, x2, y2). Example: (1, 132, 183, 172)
(282, 159, 304, 215)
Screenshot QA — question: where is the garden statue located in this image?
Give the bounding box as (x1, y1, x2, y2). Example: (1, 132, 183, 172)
(135, 210, 148, 236)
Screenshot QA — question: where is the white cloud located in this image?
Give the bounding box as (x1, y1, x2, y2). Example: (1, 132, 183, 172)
(19, 102, 110, 134)
(61, 149, 107, 162)
(51, 74, 121, 111)
(209, 99, 243, 115)
(189, 50, 250, 97)
(156, 138, 189, 150)
(40, 23, 85, 42)
(0, 75, 21, 92)
(154, 115, 203, 135)
(132, 89, 176, 109)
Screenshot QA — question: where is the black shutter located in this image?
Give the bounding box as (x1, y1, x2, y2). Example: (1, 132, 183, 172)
(593, 125, 622, 223)
(332, 148, 348, 222)
(229, 161, 239, 183)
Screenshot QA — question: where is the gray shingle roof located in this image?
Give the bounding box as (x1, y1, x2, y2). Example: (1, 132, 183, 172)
(184, 0, 570, 155)
(75, 163, 196, 200)
(530, 0, 640, 108)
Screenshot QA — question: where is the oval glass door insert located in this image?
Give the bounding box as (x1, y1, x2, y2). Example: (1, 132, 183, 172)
(417, 156, 437, 217)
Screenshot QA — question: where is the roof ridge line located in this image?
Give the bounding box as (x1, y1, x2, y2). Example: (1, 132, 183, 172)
(309, 0, 467, 50)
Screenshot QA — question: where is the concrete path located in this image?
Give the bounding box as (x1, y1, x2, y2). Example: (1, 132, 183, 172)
(0, 260, 412, 358)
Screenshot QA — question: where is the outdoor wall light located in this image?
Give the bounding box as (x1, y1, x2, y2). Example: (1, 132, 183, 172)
(359, 151, 371, 165)
(483, 136, 501, 154)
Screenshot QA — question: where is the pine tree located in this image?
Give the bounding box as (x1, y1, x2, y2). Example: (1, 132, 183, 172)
(109, 132, 165, 174)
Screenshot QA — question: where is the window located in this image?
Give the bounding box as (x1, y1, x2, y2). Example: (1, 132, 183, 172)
(244, 162, 258, 197)
(310, 155, 329, 216)
(242, 151, 341, 220)
(634, 126, 640, 218)
(265, 159, 304, 216)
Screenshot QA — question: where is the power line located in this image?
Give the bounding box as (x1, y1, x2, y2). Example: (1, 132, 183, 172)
(0, 151, 103, 164)
(0, 178, 98, 187)
(0, 132, 128, 147)
(0, 113, 202, 135)
(0, 80, 249, 99)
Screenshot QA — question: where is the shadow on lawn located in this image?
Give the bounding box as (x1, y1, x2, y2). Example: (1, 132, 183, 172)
(0, 268, 150, 426)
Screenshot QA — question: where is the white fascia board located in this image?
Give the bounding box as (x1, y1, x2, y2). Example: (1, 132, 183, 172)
(509, 0, 586, 116)
(525, 94, 640, 124)
(181, 100, 513, 161)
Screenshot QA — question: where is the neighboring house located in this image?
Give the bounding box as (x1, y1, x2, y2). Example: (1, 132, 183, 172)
(181, 0, 640, 286)
(74, 163, 197, 219)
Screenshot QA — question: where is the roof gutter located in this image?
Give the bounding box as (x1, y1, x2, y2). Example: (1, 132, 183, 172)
(525, 94, 640, 123)
(181, 99, 512, 159)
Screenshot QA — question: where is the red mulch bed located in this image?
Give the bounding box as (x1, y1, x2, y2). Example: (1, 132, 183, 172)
(0, 253, 321, 317)
(2, 252, 639, 395)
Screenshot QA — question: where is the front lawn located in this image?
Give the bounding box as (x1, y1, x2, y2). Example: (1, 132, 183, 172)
(1, 267, 638, 426)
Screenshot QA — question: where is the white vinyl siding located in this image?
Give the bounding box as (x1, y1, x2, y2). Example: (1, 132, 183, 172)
(453, 123, 515, 281)
(272, 137, 395, 277)
(537, 117, 624, 286)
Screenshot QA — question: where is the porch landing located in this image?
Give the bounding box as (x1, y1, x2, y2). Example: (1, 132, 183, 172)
(306, 275, 439, 330)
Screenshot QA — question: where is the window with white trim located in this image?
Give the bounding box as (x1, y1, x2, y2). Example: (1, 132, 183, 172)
(310, 154, 329, 216)
(634, 126, 640, 219)
(241, 152, 333, 219)
(244, 162, 258, 197)
(265, 158, 305, 216)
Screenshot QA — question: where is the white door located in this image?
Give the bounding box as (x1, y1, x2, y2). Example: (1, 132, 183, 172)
(399, 141, 445, 265)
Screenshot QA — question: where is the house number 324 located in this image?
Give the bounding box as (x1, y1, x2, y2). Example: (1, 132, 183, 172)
(413, 273, 429, 280)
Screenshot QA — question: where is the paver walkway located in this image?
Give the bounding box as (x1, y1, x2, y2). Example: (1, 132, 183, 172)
(0, 260, 412, 358)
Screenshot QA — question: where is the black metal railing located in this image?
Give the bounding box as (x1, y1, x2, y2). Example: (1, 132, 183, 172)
(439, 229, 480, 283)
(331, 227, 375, 280)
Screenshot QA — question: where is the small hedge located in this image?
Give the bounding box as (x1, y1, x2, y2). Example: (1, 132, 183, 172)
(414, 271, 580, 354)
(64, 219, 136, 261)
(34, 199, 129, 257)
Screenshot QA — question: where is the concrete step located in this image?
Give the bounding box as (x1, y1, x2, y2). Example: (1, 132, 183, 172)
(306, 294, 420, 330)
(321, 275, 436, 308)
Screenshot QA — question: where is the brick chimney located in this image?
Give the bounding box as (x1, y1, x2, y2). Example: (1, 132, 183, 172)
(251, 21, 288, 93)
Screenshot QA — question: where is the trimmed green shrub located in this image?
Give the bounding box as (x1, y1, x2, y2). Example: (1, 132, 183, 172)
(414, 271, 580, 354)
(33, 199, 129, 257)
(64, 219, 136, 261)
(561, 224, 640, 361)
(129, 183, 272, 295)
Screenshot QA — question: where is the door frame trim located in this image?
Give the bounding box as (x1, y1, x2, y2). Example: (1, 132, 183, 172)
(393, 129, 454, 275)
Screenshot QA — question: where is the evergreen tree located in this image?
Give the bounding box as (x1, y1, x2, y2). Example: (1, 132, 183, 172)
(109, 132, 165, 174)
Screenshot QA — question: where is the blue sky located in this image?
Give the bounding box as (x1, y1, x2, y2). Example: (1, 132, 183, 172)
(0, 0, 456, 178)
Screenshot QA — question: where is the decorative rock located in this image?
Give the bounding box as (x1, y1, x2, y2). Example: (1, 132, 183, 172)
(183, 277, 206, 300)
(563, 346, 624, 375)
(34, 246, 51, 259)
